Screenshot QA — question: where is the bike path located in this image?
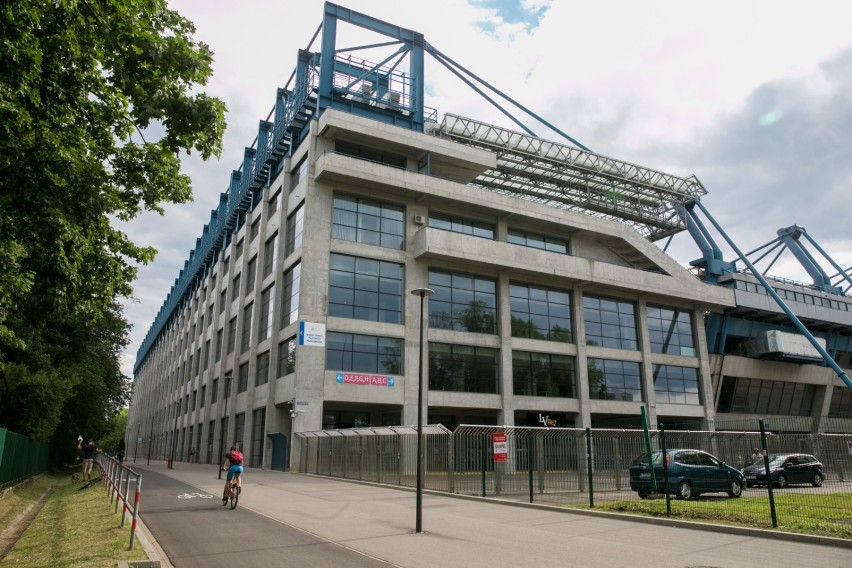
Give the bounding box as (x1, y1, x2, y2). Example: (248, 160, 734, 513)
(133, 461, 852, 568)
(135, 466, 395, 567)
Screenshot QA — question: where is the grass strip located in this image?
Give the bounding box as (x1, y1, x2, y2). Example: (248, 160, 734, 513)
(0, 474, 149, 568)
(582, 493, 852, 539)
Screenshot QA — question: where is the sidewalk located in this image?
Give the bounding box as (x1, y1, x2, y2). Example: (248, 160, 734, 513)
(132, 461, 852, 568)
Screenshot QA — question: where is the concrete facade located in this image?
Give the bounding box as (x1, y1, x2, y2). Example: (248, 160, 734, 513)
(128, 108, 852, 472)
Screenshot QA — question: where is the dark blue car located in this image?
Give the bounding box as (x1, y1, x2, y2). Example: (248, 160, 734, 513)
(629, 449, 745, 500)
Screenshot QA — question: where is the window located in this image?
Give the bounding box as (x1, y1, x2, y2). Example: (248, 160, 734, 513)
(508, 229, 568, 254)
(268, 188, 281, 215)
(326, 332, 402, 375)
(211, 378, 218, 403)
(200, 385, 206, 408)
(240, 303, 253, 354)
(829, 385, 852, 417)
(219, 289, 227, 313)
(291, 158, 308, 189)
(250, 217, 260, 242)
(647, 306, 695, 356)
(215, 329, 223, 362)
(332, 194, 404, 250)
(587, 358, 643, 401)
(583, 295, 638, 350)
(231, 274, 241, 302)
(280, 262, 301, 327)
(428, 270, 497, 334)
(512, 351, 576, 398)
(429, 342, 500, 394)
(235, 239, 244, 260)
(258, 285, 275, 342)
(250, 408, 266, 468)
(717, 377, 815, 416)
(207, 420, 215, 463)
(428, 212, 494, 239)
(227, 317, 237, 354)
(237, 362, 249, 393)
(278, 337, 296, 377)
(255, 351, 270, 386)
(335, 140, 407, 169)
(652, 365, 700, 404)
(509, 283, 572, 342)
(263, 232, 278, 278)
(245, 256, 257, 295)
(233, 412, 245, 449)
(203, 340, 210, 370)
(285, 203, 304, 257)
(328, 254, 403, 323)
(191, 390, 197, 411)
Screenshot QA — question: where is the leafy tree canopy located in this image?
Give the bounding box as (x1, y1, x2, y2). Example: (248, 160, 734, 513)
(0, 0, 226, 453)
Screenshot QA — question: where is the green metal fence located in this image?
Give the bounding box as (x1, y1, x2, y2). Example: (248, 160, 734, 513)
(297, 418, 852, 538)
(0, 427, 50, 487)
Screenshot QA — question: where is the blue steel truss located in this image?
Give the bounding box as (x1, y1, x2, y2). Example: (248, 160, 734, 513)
(685, 200, 852, 391)
(134, 1, 851, 397)
(135, 3, 436, 372)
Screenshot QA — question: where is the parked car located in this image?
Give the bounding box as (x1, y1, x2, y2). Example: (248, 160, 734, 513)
(629, 449, 745, 500)
(741, 453, 824, 488)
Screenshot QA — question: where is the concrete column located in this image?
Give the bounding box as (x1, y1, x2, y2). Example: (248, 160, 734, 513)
(573, 283, 592, 429)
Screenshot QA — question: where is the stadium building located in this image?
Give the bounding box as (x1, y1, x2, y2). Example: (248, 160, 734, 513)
(126, 3, 852, 471)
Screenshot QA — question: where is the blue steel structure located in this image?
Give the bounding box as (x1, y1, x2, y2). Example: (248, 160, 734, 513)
(134, 2, 851, 398)
(681, 200, 852, 391)
(135, 3, 430, 373)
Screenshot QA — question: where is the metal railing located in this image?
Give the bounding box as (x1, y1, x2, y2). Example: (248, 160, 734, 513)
(96, 454, 143, 550)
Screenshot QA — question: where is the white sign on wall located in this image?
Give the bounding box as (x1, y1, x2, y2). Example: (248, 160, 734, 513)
(299, 321, 326, 346)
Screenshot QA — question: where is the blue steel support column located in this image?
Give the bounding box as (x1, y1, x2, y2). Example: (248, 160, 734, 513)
(318, 6, 338, 117)
(694, 200, 852, 390)
(777, 226, 835, 291)
(410, 32, 425, 130)
(799, 229, 852, 291)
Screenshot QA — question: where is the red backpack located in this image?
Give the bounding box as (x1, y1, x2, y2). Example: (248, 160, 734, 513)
(229, 450, 243, 465)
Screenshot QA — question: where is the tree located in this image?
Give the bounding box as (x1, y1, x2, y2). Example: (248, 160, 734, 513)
(0, 1, 226, 452)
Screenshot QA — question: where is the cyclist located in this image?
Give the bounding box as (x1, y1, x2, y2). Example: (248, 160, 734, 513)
(221, 445, 244, 505)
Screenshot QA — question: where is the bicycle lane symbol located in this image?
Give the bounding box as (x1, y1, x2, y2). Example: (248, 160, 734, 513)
(177, 492, 214, 499)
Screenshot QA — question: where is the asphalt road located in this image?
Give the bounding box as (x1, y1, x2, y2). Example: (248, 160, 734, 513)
(138, 468, 395, 567)
(132, 462, 852, 568)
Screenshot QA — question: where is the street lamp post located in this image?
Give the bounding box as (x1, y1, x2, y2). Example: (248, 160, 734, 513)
(217, 374, 233, 479)
(410, 287, 434, 534)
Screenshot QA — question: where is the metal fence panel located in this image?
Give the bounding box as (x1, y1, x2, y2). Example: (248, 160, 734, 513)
(295, 418, 852, 538)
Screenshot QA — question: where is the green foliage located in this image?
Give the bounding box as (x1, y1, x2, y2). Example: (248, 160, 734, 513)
(0, 1, 225, 453)
(1, 363, 75, 442)
(100, 407, 128, 454)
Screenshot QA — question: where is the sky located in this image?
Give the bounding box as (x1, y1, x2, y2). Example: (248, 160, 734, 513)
(119, 0, 852, 377)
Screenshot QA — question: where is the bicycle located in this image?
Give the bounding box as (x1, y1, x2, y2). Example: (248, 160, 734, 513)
(222, 469, 240, 509)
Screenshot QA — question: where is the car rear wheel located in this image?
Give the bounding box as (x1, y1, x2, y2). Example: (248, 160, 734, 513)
(637, 491, 650, 499)
(812, 473, 824, 487)
(777, 474, 788, 488)
(676, 481, 693, 500)
(727, 479, 743, 498)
